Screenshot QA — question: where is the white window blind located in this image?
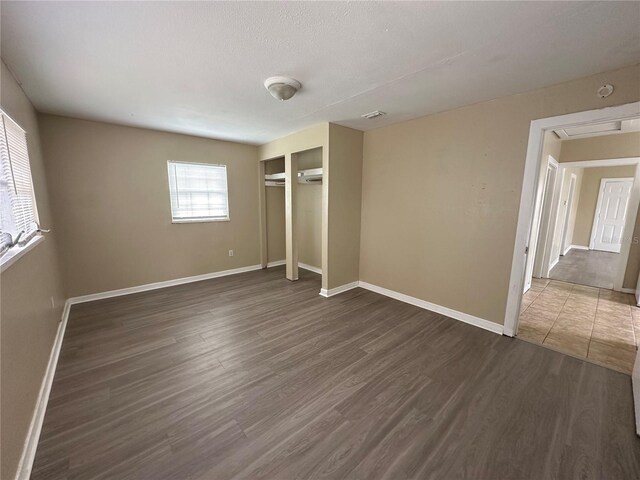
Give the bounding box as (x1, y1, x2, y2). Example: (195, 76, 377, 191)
(167, 161, 229, 222)
(0, 111, 39, 255)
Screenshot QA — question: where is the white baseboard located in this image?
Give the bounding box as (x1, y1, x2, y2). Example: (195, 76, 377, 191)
(569, 244, 589, 251)
(266, 260, 286, 268)
(562, 244, 572, 256)
(358, 281, 503, 335)
(266, 260, 322, 275)
(299, 263, 322, 275)
(549, 257, 559, 270)
(319, 281, 359, 298)
(620, 287, 637, 294)
(15, 300, 71, 480)
(68, 264, 263, 305)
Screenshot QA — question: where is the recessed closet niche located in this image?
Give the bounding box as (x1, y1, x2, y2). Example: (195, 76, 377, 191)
(295, 147, 322, 272)
(264, 157, 285, 265)
(263, 147, 323, 274)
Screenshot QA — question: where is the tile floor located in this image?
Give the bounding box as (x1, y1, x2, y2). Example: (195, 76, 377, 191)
(549, 249, 619, 289)
(518, 278, 639, 374)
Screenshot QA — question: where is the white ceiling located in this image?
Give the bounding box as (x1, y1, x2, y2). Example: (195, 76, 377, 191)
(2, 1, 639, 145)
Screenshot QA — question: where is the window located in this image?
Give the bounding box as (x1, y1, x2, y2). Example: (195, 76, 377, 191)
(167, 161, 229, 223)
(0, 110, 39, 258)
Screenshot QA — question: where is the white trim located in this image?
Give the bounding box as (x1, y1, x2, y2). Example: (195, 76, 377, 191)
(505, 101, 640, 337)
(319, 281, 359, 298)
(560, 157, 640, 168)
(266, 260, 322, 275)
(14, 300, 71, 480)
(0, 235, 44, 273)
(535, 155, 560, 279)
(299, 262, 322, 274)
(67, 264, 263, 305)
(620, 287, 637, 294)
(266, 259, 286, 268)
(559, 173, 577, 257)
(589, 177, 635, 252)
(358, 281, 503, 335)
(171, 217, 230, 224)
(569, 244, 590, 251)
(541, 157, 563, 277)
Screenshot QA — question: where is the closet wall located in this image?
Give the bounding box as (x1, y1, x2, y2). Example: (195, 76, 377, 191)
(296, 148, 322, 270)
(265, 158, 285, 264)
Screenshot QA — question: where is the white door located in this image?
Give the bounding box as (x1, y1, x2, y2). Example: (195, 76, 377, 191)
(591, 178, 633, 253)
(560, 174, 577, 255)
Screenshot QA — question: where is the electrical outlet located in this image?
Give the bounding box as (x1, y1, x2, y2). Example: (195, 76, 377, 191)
(228, 250, 234, 257)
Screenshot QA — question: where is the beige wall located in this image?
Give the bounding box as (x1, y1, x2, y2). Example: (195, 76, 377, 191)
(1, 62, 66, 480)
(559, 131, 640, 162)
(360, 64, 640, 326)
(38, 114, 261, 297)
(327, 124, 363, 289)
(570, 165, 636, 247)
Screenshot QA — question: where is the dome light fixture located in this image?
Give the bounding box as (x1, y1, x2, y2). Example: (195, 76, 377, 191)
(264, 76, 302, 101)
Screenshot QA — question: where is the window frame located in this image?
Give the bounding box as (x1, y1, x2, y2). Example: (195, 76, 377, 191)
(166, 160, 230, 224)
(0, 108, 43, 273)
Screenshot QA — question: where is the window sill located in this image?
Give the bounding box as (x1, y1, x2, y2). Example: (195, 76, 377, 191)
(0, 235, 45, 274)
(171, 217, 230, 224)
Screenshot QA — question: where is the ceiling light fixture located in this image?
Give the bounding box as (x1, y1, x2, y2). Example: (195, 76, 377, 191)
(264, 76, 302, 101)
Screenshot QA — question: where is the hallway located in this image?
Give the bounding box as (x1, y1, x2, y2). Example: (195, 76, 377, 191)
(549, 248, 619, 290)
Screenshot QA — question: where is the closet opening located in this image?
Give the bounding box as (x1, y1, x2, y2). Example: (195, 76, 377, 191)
(261, 147, 323, 282)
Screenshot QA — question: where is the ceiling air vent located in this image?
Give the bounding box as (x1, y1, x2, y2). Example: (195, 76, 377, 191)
(361, 110, 386, 119)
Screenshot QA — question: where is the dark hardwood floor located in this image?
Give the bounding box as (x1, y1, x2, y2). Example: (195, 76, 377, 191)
(32, 267, 640, 479)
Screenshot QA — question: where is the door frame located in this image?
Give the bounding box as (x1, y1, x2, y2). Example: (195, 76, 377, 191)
(523, 155, 556, 293)
(534, 156, 560, 279)
(589, 177, 635, 252)
(560, 173, 577, 256)
(503, 101, 640, 337)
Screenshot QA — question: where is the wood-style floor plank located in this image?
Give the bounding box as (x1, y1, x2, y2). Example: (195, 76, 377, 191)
(31, 267, 640, 480)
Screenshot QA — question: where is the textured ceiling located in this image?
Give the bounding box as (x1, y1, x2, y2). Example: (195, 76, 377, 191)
(2, 1, 639, 145)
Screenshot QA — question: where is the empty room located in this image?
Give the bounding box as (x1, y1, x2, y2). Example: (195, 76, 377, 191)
(1, 2, 639, 480)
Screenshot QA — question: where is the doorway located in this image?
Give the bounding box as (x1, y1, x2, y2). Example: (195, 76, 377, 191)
(504, 102, 640, 374)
